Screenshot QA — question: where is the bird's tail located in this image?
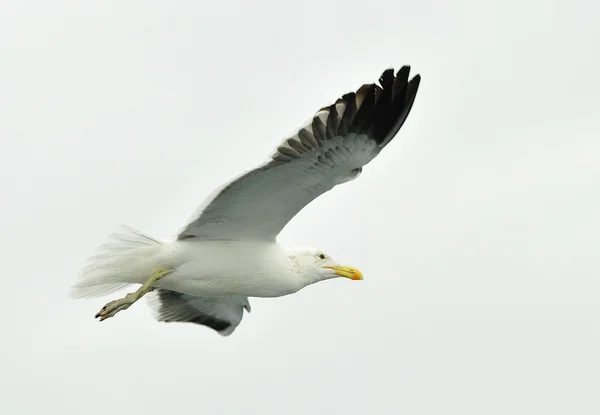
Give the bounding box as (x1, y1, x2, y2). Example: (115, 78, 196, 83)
(69, 225, 165, 299)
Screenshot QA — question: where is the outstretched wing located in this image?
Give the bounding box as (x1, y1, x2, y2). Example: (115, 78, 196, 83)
(178, 66, 421, 241)
(149, 289, 251, 336)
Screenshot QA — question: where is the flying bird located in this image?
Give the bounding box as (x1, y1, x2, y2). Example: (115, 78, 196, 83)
(70, 66, 421, 336)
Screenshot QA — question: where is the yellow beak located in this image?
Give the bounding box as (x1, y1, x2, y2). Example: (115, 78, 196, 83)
(325, 266, 363, 281)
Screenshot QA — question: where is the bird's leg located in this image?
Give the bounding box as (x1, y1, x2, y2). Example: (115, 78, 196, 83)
(95, 267, 172, 322)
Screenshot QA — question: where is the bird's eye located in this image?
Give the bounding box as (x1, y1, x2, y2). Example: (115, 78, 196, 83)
(317, 253, 326, 260)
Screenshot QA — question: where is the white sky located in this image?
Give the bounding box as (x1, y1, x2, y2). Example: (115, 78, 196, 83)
(1, 1, 600, 414)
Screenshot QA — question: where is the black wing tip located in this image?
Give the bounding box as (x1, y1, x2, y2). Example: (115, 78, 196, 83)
(409, 73, 422, 87)
(270, 64, 421, 165)
(379, 68, 395, 87)
(376, 67, 421, 148)
(393, 65, 420, 79)
(386, 65, 422, 89)
(346, 65, 421, 145)
(395, 65, 410, 79)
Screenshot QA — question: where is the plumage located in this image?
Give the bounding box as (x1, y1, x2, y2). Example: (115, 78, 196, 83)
(70, 66, 421, 336)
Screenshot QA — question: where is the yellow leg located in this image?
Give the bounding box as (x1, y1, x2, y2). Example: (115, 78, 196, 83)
(95, 267, 172, 321)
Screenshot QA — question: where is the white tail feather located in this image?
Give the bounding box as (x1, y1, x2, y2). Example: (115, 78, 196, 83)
(70, 225, 165, 299)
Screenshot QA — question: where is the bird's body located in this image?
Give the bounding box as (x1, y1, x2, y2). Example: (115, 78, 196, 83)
(70, 66, 421, 336)
(154, 239, 312, 298)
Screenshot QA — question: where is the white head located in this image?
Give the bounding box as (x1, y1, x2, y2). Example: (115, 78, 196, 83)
(288, 248, 363, 286)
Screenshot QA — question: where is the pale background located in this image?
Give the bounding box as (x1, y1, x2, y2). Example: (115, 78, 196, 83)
(1, 1, 599, 414)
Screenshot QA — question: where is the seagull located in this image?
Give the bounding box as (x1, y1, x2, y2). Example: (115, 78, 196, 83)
(70, 66, 421, 336)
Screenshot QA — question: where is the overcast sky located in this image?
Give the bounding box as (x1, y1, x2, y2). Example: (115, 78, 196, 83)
(1, 1, 599, 414)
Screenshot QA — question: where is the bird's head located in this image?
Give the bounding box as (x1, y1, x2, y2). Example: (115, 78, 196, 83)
(289, 248, 363, 286)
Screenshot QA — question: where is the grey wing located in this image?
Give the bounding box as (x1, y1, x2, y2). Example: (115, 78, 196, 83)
(177, 66, 421, 241)
(149, 289, 251, 336)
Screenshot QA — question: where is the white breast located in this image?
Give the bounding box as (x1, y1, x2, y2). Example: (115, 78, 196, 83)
(154, 239, 303, 298)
